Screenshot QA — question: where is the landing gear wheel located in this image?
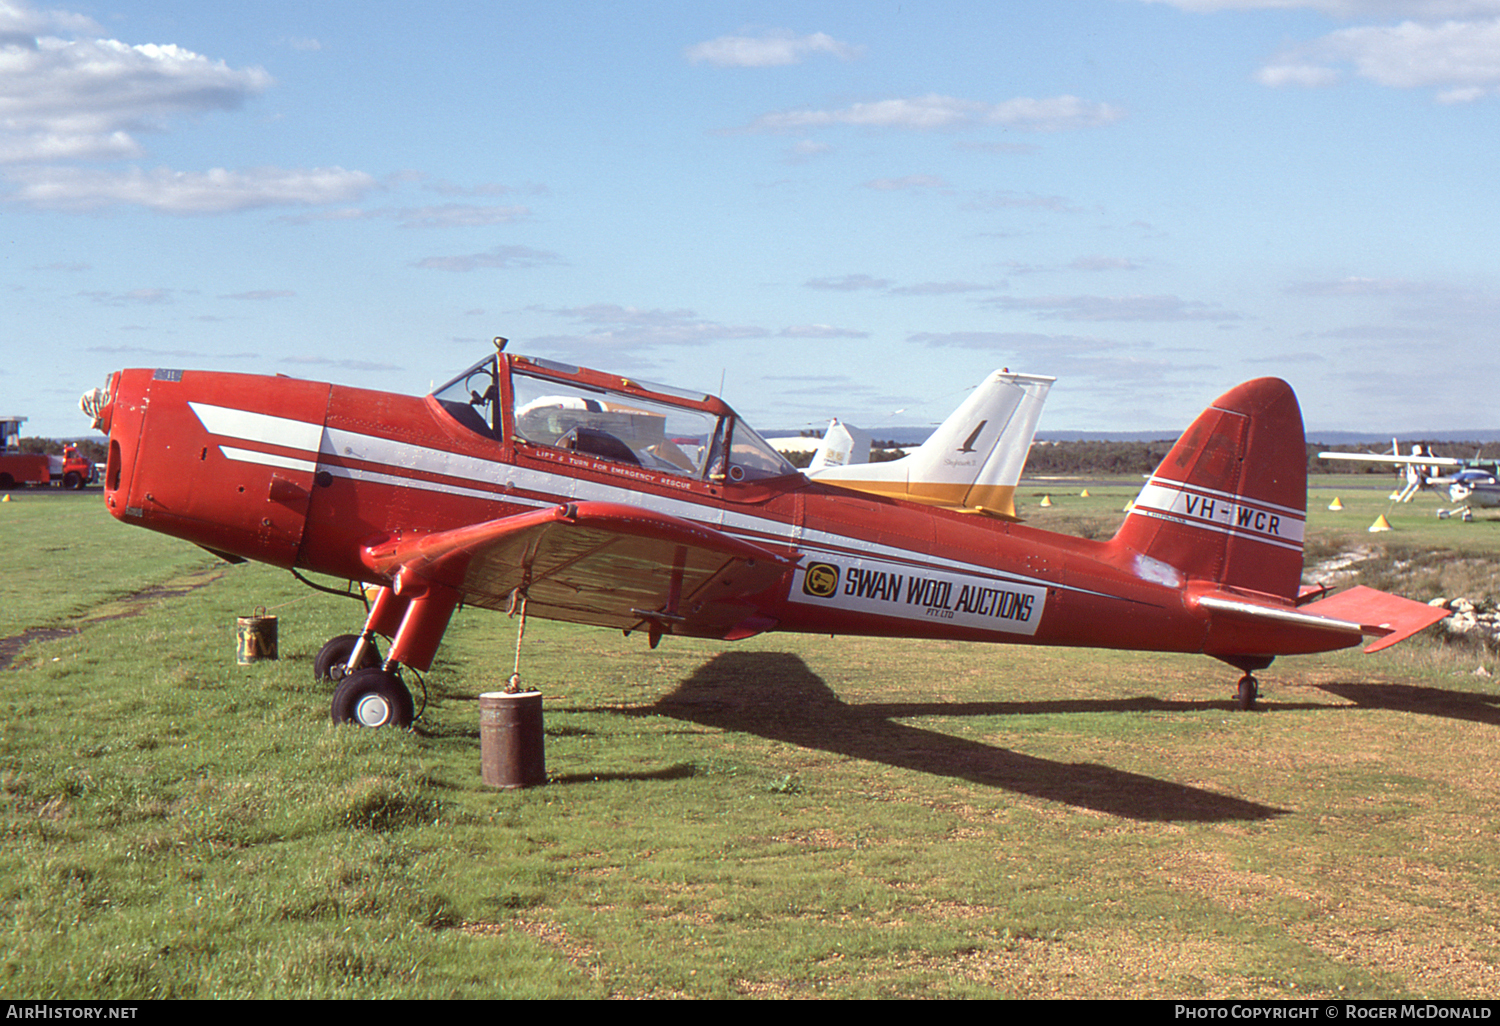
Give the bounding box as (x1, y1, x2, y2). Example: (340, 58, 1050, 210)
(314, 634, 380, 683)
(1237, 673, 1259, 711)
(331, 668, 414, 728)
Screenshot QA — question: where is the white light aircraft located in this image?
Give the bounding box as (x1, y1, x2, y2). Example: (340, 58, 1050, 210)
(808, 370, 1054, 521)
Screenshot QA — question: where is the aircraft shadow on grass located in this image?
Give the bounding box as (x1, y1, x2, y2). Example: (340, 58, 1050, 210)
(1314, 681, 1500, 725)
(585, 651, 1285, 823)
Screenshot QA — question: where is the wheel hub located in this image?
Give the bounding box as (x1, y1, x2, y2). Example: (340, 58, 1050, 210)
(354, 693, 392, 727)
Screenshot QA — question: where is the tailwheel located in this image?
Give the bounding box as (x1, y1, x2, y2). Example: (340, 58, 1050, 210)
(331, 667, 414, 728)
(314, 633, 381, 683)
(1236, 673, 1259, 711)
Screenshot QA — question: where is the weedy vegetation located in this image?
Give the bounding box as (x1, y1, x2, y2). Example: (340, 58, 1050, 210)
(3, 486, 1500, 998)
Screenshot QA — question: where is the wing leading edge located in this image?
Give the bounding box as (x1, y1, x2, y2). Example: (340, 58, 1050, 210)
(360, 501, 795, 641)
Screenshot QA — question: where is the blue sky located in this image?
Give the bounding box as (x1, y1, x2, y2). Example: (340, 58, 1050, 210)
(4, 0, 1498, 439)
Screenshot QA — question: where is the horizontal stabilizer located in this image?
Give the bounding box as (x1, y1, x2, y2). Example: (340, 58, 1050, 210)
(1298, 585, 1450, 653)
(1196, 591, 1365, 646)
(1196, 585, 1448, 655)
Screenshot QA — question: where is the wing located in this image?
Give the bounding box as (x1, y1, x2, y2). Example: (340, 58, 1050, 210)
(360, 501, 794, 640)
(1317, 452, 1463, 468)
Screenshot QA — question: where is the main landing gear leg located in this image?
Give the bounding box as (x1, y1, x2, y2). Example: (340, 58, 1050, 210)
(313, 633, 381, 683)
(320, 579, 459, 730)
(315, 584, 406, 686)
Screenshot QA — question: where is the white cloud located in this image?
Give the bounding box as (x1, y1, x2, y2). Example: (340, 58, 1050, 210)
(1254, 63, 1343, 87)
(1226, 2, 1500, 100)
(1284, 275, 1438, 295)
(414, 245, 563, 272)
(0, 1, 99, 46)
(86, 342, 254, 359)
(533, 305, 770, 354)
(907, 329, 1122, 355)
(803, 274, 893, 291)
(0, 29, 272, 163)
(281, 355, 402, 372)
(1321, 18, 1500, 94)
(221, 290, 296, 300)
(782, 139, 833, 164)
(0, 2, 380, 213)
(80, 286, 176, 305)
(392, 203, 531, 228)
(743, 93, 1125, 133)
(1141, 1, 1500, 15)
(5, 165, 376, 213)
(988, 293, 1242, 322)
(774, 327, 870, 339)
(1069, 256, 1144, 272)
(862, 174, 947, 191)
(888, 280, 997, 295)
(961, 190, 1077, 212)
(685, 29, 862, 67)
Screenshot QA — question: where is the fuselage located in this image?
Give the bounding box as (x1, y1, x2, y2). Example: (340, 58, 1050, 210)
(93, 355, 1352, 664)
(1449, 469, 1500, 508)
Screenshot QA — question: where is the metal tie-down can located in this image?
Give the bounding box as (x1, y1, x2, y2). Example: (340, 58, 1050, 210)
(236, 607, 278, 664)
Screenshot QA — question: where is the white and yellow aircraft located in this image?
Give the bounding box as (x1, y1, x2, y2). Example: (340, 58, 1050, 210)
(807, 370, 1054, 520)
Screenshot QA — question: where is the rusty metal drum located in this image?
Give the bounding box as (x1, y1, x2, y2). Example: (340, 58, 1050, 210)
(479, 690, 546, 788)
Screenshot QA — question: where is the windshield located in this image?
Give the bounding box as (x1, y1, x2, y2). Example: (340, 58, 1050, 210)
(511, 367, 719, 477)
(432, 356, 502, 440)
(433, 353, 797, 483)
(722, 419, 796, 482)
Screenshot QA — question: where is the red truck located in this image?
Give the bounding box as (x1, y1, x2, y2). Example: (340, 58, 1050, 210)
(0, 416, 96, 489)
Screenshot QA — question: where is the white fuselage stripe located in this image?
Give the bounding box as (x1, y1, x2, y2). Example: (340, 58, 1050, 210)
(1141, 476, 1306, 520)
(203, 410, 1114, 597)
(191, 403, 323, 453)
(219, 446, 317, 475)
(1131, 479, 1305, 552)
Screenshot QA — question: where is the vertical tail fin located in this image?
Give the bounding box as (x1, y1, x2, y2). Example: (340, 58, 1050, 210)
(810, 370, 1054, 519)
(807, 418, 871, 472)
(1110, 378, 1306, 599)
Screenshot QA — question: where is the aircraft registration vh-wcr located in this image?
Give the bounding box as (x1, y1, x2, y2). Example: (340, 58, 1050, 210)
(81, 337, 1447, 728)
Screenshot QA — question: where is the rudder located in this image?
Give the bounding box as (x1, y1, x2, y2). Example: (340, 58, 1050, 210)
(1110, 378, 1306, 600)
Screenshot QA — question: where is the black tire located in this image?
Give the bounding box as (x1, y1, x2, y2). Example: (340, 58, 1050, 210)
(331, 668, 414, 728)
(1237, 675, 1258, 711)
(314, 634, 380, 683)
(63, 472, 81, 490)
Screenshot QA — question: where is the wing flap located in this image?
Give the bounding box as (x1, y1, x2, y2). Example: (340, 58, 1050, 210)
(361, 501, 793, 638)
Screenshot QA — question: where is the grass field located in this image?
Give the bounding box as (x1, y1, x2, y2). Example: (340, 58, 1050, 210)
(2, 485, 1499, 998)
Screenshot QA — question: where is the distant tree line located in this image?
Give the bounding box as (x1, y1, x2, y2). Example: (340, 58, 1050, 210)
(15, 437, 108, 463)
(1023, 440, 1178, 476)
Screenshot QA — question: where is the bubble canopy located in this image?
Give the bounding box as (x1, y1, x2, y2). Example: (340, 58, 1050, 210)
(432, 351, 795, 483)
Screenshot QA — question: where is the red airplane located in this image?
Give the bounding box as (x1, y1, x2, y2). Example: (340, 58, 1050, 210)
(84, 339, 1446, 727)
